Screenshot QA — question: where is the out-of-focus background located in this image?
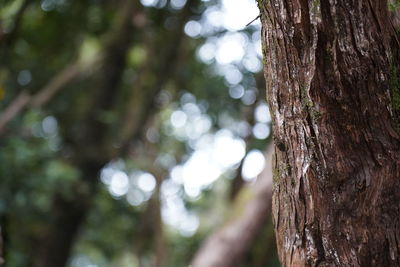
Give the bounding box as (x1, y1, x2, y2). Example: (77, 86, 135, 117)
(0, 0, 279, 266)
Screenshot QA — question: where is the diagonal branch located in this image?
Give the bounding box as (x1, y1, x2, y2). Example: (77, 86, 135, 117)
(29, 61, 83, 108)
(0, 0, 33, 50)
(191, 144, 274, 267)
(0, 91, 30, 133)
(118, 0, 200, 153)
(0, 60, 85, 135)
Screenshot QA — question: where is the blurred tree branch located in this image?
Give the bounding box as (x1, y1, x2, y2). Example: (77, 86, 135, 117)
(230, 103, 257, 200)
(118, 0, 198, 150)
(0, 61, 86, 135)
(31, 1, 139, 265)
(191, 144, 274, 267)
(230, 71, 266, 200)
(0, 90, 30, 133)
(29, 0, 199, 266)
(0, 0, 274, 266)
(0, 0, 33, 53)
(0, 225, 4, 267)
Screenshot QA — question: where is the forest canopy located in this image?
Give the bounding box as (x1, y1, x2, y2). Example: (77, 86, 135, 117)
(0, 0, 278, 266)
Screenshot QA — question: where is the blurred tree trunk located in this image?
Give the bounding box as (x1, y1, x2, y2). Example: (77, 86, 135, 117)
(0, 223, 4, 267)
(0, 0, 33, 60)
(259, 0, 400, 266)
(31, 1, 197, 266)
(31, 1, 138, 266)
(230, 72, 266, 200)
(191, 144, 274, 267)
(153, 174, 165, 267)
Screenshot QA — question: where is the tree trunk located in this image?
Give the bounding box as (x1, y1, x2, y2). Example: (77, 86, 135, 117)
(31, 1, 137, 265)
(30, 1, 199, 265)
(32, 163, 101, 267)
(258, 0, 400, 266)
(153, 174, 165, 267)
(0, 222, 4, 267)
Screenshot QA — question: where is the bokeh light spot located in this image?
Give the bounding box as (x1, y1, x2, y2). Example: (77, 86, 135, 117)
(242, 149, 265, 181)
(109, 171, 129, 197)
(137, 173, 156, 192)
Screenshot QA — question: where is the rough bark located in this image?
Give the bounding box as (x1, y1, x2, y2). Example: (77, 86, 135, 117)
(259, 0, 400, 266)
(191, 144, 273, 267)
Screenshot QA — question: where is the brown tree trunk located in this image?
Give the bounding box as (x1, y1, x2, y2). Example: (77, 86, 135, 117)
(258, 0, 400, 266)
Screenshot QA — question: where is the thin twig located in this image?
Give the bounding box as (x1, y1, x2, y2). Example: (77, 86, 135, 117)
(246, 15, 260, 27)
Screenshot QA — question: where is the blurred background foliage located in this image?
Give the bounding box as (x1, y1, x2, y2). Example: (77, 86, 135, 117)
(0, 0, 279, 266)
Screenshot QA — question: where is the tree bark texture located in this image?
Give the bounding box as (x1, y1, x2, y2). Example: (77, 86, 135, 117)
(259, 0, 400, 266)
